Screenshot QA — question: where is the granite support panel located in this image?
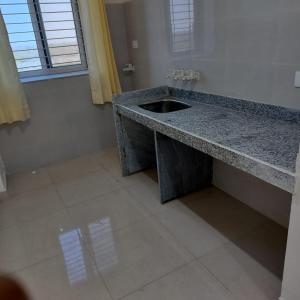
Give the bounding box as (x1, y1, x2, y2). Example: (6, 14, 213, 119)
(114, 112, 156, 176)
(155, 132, 213, 203)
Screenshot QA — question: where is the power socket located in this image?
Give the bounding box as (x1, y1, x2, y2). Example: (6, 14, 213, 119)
(132, 40, 139, 49)
(295, 71, 300, 88)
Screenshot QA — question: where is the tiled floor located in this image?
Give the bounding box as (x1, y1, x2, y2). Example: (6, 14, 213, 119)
(0, 147, 287, 300)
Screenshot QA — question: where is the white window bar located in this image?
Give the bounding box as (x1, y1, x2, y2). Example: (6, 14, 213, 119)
(0, 0, 87, 78)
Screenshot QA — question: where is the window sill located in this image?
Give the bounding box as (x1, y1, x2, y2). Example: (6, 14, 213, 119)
(20, 70, 89, 84)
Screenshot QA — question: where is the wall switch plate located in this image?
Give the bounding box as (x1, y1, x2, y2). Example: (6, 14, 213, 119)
(295, 71, 300, 88)
(132, 40, 139, 49)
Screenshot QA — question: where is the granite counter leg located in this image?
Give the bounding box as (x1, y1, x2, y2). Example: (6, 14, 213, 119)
(114, 112, 156, 176)
(155, 132, 213, 203)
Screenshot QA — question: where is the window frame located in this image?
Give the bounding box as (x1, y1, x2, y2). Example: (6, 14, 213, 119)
(1, 0, 87, 79)
(166, 0, 195, 55)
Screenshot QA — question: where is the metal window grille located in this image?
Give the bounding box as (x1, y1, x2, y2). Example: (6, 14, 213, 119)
(0, 0, 87, 78)
(169, 0, 194, 53)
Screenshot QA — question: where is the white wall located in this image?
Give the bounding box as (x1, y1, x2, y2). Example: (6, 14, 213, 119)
(106, 3, 133, 92)
(0, 75, 116, 174)
(0, 1, 295, 227)
(123, 0, 296, 226)
(281, 150, 300, 300)
(213, 160, 291, 227)
(0, 4, 132, 175)
(125, 0, 300, 109)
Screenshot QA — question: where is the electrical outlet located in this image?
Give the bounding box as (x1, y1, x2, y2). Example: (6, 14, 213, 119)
(132, 40, 139, 49)
(295, 71, 300, 88)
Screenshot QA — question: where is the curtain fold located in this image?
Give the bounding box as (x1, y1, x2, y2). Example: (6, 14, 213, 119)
(0, 12, 30, 125)
(78, 0, 121, 105)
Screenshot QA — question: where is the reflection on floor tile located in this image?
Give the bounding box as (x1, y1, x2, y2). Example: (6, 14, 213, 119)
(67, 188, 149, 232)
(122, 261, 235, 300)
(15, 252, 112, 300)
(83, 219, 192, 299)
(0, 149, 287, 300)
(85, 217, 119, 273)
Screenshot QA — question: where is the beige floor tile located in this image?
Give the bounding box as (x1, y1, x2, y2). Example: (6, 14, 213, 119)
(46, 155, 101, 184)
(15, 253, 112, 300)
(93, 148, 158, 188)
(233, 220, 287, 278)
(180, 187, 266, 240)
(94, 148, 179, 215)
(0, 210, 75, 273)
(83, 218, 192, 299)
(6, 169, 52, 196)
(155, 201, 229, 257)
(122, 261, 235, 300)
(120, 171, 158, 189)
(0, 186, 65, 229)
(67, 188, 149, 232)
(56, 168, 119, 207)
(199, 242, 282, 300)
(0, 151, 285, 300)
(0, 190, 10, 201)
(92, 147, 120, 174)
(125, 177, 180, 216)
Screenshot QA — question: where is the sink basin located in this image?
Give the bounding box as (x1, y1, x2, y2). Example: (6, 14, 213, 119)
(139, 99, 191, 113)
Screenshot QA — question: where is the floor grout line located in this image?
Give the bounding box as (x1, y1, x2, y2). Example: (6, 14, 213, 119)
(0, 185, 69, 233)
(149, 212, 198, 259)
(83, 242, 115, 300)
(53, 190, 115, 300)
(59, 181, 154, 300)
(59, 186, 125, 209)
(192, 220, 269, 263)
(2, 148, 285, 300)
(11, 252, 63, 276)
(63, 195, 194, 300)
(117, 259, 196, 300)
(199, 260, 238, 299)
(49, 165, 118, 187)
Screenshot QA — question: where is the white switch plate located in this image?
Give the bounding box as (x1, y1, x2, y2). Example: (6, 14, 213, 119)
(295, 71, 300, 88)
(132, 40, 139, 49)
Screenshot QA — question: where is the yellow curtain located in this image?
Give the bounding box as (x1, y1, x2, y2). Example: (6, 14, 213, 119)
(0, 13, 30, 124)
(78, 0, 121, 104)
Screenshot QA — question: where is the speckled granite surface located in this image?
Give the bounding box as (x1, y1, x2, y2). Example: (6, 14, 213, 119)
(113, 87, 300, 193)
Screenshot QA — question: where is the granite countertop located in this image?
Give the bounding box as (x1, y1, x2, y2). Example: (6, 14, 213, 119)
(113, 86, 300, 193)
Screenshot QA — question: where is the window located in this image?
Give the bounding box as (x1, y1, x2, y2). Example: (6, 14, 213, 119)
(169, 0, 194, 53)
(0, 0, 87, 78)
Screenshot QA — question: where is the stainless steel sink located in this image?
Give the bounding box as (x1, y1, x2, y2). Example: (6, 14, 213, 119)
(139, 99, 191, 113)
